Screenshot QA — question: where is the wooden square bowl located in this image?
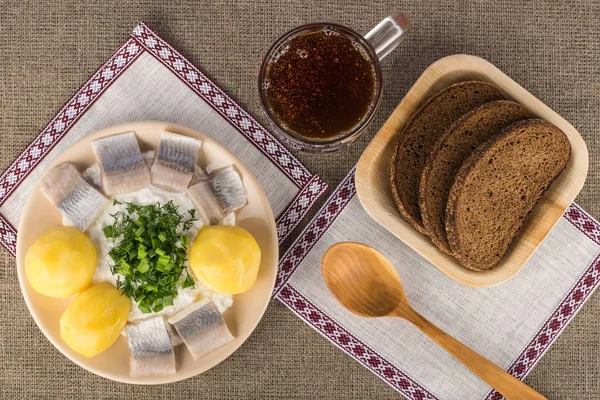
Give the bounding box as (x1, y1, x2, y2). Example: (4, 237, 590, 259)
(356, 55, 588, 287)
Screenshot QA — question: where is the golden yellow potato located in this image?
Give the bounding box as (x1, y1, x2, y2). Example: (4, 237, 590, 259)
(189, 225, 261, 294)
(25, 226, 97, 298)
(60, 283, 130, 357)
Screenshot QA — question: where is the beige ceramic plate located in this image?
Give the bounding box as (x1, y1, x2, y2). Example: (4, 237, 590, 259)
(356, 54, 588, 288)
(16, 121, 279, 384)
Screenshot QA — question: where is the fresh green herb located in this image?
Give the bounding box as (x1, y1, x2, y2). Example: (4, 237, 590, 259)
(104, 200, 198, 313)
(182, 271, 195, 289)
(102, 225, 116, 238)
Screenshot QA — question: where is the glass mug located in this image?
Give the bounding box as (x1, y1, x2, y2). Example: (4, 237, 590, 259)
(258, 12, 411, 152)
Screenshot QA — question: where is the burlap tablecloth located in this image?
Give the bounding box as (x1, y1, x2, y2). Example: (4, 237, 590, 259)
(1, 1, 598, 398)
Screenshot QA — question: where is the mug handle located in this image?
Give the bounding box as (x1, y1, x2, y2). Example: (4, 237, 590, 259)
(364, 11, 411, 61)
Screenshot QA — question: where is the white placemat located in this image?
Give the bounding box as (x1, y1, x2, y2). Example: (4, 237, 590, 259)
(275, 167, 600, 400)
(3, 22, 598, 399)
(0, 22, 327, 256)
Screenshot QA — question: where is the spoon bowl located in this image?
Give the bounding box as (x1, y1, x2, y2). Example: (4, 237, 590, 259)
(321, 242, 547, 400)
(322, 242, 406, 317)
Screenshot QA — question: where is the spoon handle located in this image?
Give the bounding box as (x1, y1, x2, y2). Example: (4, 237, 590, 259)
(397, 308, 547, 400)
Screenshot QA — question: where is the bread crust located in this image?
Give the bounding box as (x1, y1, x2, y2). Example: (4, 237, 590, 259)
(390, 81, 504, 235)
(445, 118, 571, 271)
(419, 100, 534, 254)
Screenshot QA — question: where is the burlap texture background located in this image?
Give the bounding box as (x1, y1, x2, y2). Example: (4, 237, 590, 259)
(0, 1, 598, 398)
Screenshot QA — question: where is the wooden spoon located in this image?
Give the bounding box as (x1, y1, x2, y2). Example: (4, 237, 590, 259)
(321, 242, 546, 400)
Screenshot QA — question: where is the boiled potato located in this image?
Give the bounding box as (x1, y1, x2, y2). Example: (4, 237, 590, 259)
(60, 283, 130, 357)
(189, 225, 261, 294)
(25, 226, 97, 298)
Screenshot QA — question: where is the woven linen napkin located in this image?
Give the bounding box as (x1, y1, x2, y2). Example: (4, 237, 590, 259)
(275, 167, 600, 400)
(0, 22, 327, 256)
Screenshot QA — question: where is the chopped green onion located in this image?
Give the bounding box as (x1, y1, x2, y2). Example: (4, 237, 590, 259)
(143, 283, 157, 292)
(165, 262, 176, 272)
(138, 304, 151, 314)
(115, 266, 130, 276)
(137, 244, 147, 259)
(182, 272, 195, 289)
(103, 225, 116, 238)
(163, 295, 174, 306)
(157, 255, 170, 268)
(153, 302, 164, 313)
(103, 200, 197, 313)
(180, 235, 189, 246)
(136, 259, 150, 273)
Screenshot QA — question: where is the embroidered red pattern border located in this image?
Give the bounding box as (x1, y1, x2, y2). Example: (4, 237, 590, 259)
(274, 167, 356, 294)
(0, 39, 143, 206)
(564, 203, 600, 245)
(129, 22, 327, 242)
(1, 22, 597, 399)
(130, 23, 312, 189)
(276, 168, 600, 400)
(0, 23, 327, 252)
(484, 251, 600, 400)
(275, 175, 328, 241)
(484, 204, 600, 399)
(0, 214, 17, 257)
(278, 285, 438, 400)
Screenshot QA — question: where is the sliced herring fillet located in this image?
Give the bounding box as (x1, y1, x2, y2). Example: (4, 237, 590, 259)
(186, 180, 225, 225)
(82, 163, 102, 189)
(168, 297, 234, 360)
(142, 150, 154, 169)
(220, 212, 236, 226)
(151, 131, 202, 192)
(125, 316, 176, 377)
(41, 163, 108, 231)
(165, 321, 184, 347)
(189, 164, 209, 186)
(91, 132, 150, 195)
(186, 166, 247, 225)
(211, 166, 247, 214)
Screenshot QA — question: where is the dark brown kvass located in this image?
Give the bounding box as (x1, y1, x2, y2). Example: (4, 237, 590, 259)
(265, 30, 376, 140)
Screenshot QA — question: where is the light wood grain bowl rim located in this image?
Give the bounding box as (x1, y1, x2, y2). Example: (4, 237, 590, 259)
(356, 54, 588, 288)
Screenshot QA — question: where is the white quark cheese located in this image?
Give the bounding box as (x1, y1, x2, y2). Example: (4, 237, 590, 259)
(86, 172, 233, 322)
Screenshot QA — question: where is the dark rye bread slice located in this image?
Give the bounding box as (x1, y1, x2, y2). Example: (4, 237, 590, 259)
(419, 100, 535, 254)
(446, 119, 571, 271)
(391, 81, 504, 235)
